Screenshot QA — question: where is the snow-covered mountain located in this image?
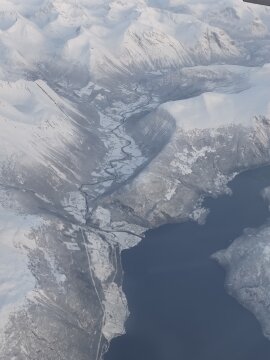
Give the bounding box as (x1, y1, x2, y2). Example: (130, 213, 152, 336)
(1, 1, 270, 359)
(0, 0, 269, 83)
(109, 64, 270, 226)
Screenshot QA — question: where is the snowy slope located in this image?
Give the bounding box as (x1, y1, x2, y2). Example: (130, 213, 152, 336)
(0, 80, 82, 194)
(0, 80, 75, 161)
(0, 0, 269, 82)
(109, 64, 270, 226)
(162, 64, 270, 130)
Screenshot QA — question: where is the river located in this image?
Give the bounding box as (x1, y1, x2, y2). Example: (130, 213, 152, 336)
(105, 165, 270, 360)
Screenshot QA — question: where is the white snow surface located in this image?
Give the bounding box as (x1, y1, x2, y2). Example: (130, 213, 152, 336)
(162, 65, 270, 130)
(0, 0, 269, 79)
(0, 79, 82, 187)
(0, 203, 38, 334)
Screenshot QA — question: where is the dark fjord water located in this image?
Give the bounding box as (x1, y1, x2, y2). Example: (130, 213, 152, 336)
(105, 166, 270, 360)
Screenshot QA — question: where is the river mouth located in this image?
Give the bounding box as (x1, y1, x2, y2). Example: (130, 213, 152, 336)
(104, 165, 270, 360)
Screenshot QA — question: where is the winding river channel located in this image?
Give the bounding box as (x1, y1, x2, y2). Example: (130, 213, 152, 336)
(105, 165, 270, 360)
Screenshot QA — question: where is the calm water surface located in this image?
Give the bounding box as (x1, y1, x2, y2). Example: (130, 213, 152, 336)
(105, 166, 270, 360)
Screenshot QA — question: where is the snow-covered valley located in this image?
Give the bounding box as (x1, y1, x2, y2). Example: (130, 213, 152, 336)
(1, 0, 270, 359)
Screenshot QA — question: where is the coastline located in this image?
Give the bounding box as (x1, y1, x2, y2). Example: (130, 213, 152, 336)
(104, 165, 270, 360)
